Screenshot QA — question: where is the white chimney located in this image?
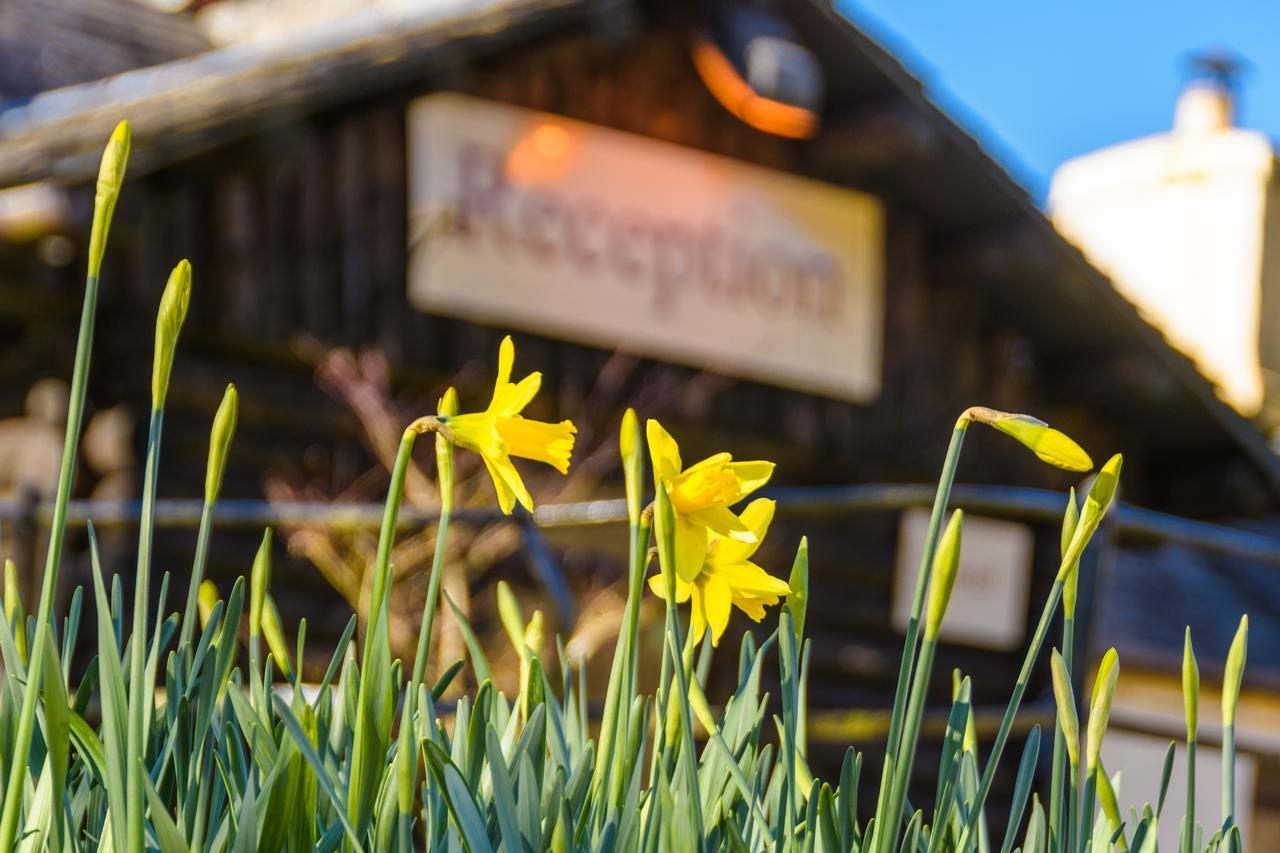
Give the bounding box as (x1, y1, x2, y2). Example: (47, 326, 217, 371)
(1049, 51, 1280, 420)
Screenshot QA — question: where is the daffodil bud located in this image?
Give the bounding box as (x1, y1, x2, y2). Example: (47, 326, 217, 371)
(262, 593, 292, 675)
(787, 537, 809, 644)
(1050, 649, 1080, 768)
(88, 121, 131, 280)
(620, 408, 642, 527)
(496, 580, 525, 658)
(1183, 627, 1200, 739)
(4, 559, 24, 663)
(1223, 615, 1248, 727)
(963, 406, 1093, 472)
(249, 528, 272, 640)
(151, 260, 192, 410)
(524, 610, 544, 657)
(1061, 488, 1081, 618)
(436, 387, 458, 513)
(1086, 648, 1120, 772)
(205, 384, 238, 506)
(1057, 454, 1123, 583)
(197, 579, 220, 630)
(924, 511, 963, 641)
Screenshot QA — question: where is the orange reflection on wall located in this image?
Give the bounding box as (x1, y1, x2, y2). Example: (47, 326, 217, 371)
(691, 36, 818, 140)
(506, 122, 575, 182)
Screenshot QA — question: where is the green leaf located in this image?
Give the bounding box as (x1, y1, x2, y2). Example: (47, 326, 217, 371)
(141, 757, 190, 853)
(422, 741, 495, 853)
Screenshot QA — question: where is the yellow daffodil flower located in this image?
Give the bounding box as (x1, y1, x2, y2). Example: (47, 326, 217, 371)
(646, 419, 774, 582)
(436, 336, 576, 513)
(649, 498, 790, 646)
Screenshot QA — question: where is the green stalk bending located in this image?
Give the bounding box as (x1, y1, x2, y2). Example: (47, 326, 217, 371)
(395, 389, 457, 853)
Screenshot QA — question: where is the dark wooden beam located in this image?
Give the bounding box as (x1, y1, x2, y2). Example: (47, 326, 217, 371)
(0, 0, 593, 188)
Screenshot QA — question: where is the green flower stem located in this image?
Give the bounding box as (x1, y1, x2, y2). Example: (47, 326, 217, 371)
(959, 574, 1068, 853)
(0, 121, 130, 848)
(653, 483, 706, 851)
(1077, 769, 1097, 853)
(126, 406, 165, 853)
(1049, 613, 1076, 853)
(870, 418, 968, 853)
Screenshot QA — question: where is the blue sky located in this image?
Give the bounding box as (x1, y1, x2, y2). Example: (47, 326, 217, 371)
(839, 1, 1280, 201)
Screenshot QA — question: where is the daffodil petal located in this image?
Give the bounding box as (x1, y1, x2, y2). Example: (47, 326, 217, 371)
(681, 452, 735, 476)
(731, 593, 776, 621)
(480, 454, 518, 515)
(710, 560, 791, 597)
(646, 419, 683, 482)
(495, 335, 515, 391)
(703, 574, 732, 646)
(673, 515, 709, 583)
(497, 416, 576, 473)
(723, 460, 775, 501)
(647, 572, 693, 603)
(493, 371, 542, 416)
(689, 504, 756, 542)
(487, 452, 533, 514)
(689, 584, 707, 644)
(714, 499, 776, 562)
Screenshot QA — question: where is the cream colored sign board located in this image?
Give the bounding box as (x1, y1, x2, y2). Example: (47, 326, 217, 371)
(893, 508, 1033, 650)
(406, 93, 884, 401)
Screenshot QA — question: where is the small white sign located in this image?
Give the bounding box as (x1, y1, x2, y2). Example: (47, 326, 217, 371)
(406, 93, 884, 401)
(893, 508, 1033, 650)
(1102, 730, 1255, 849)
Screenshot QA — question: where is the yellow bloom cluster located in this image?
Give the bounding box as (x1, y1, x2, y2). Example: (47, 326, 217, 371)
(646, 420, 789, 645)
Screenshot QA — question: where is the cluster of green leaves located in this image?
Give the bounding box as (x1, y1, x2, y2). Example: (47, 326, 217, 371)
(0, 125, 1252, 852)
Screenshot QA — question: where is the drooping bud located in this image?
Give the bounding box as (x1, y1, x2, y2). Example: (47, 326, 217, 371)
(151, 260, 192, 410)
(205, 384, 238, 505)
(1222, 615, 1248, 727)
(963, 406, 1093, 471)
(924, 511, 964, 641)
(1050, 649, 1080, 768)
(88, 121, 131, 279)
(1086, 648, 1120, 772)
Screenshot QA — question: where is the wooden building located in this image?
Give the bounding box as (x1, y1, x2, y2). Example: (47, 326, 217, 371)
(3, 0, 1280, 838)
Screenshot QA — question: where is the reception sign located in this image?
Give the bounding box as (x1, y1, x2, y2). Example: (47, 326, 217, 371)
(407, 93, 884, 400)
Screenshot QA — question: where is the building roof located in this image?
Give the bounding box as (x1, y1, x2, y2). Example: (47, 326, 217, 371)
(1, 0, 1279, 511)
(0, 0, 209, 104)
